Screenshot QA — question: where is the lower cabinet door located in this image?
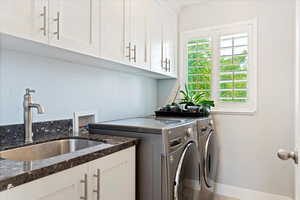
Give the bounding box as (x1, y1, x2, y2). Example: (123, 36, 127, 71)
(89, 146, 136, 200)
(5, 164, 88, 200)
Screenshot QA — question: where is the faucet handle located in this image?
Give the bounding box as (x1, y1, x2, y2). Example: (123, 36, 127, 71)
(25, 88, 36, 95)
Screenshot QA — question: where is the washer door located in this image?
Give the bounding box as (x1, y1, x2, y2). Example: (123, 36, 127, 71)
(174, 142, 200, 200)
(203, 130, 218, 188)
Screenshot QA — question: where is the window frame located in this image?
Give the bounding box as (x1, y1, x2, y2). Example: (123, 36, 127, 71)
(180, 20, 258, 115)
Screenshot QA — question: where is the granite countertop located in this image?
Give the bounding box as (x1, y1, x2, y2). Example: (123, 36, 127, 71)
(0, 132, 138, 192)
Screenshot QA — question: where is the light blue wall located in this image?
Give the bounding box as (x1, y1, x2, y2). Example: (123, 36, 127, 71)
(157, 79, 178, 107)
(0, 49, 158, 125)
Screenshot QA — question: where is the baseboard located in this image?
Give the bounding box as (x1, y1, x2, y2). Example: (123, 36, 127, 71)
(215, 183, 293, 200)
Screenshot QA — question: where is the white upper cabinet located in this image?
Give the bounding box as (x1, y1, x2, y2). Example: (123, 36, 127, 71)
(149, 1, 164, 74)
(49, 0, 99, 56)
(149, 2, 178, 77)
(163, 9, 178, 77)
(124, 0, 132, 63)
(0, 0, 49, 43)
(130, 0, 150, 69)
(100, 0, 125, 62)
(122, 0, 150, 69)
(0, 0, 178, 78)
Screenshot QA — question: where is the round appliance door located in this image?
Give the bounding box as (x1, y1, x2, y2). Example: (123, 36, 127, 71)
(174, 142, 200, 200)
(203, 130, 219, 188)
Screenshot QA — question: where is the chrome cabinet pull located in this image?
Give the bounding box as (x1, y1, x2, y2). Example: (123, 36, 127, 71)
(53, 12, 60, 40)
(93, 169, 100, 200)
(126, 42, 132, 61)
(164, 58, 168, 71)
(80, 174, 88, 200)
(162, 58, 168, 71)
(40, 6, 47, 36)
(132, 45, 137, 63)
(144, 38, 148, 63)
(168, 59, 171, 72)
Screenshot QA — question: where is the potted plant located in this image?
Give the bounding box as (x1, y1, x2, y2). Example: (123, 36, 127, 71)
(179, 84, 215, 116)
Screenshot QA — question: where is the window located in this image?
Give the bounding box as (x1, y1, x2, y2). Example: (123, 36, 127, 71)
(182, 20, 257, 114)
(187, 38, 212, 99)
(219, 33, 248, 102)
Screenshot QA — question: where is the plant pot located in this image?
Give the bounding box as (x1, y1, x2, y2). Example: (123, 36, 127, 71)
(187, 106, 200, 113)
(199, 105, 211, 117)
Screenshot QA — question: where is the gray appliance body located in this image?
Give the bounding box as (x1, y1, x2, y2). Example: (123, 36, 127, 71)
(155, 116, 219, 200)
(89, 117, 200, 200)
(197, 118, 219, 200)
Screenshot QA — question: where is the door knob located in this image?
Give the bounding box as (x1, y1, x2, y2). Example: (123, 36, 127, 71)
(277, 149, 298, 164)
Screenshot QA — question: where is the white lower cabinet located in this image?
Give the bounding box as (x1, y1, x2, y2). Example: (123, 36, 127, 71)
(89, 146, 136, 200)
(1, 146, 135, 200)
(5, 164, 87, 200)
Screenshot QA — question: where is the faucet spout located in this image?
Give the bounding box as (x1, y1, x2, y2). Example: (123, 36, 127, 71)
(23, 89, 45, 143)
(29, 103, 45, 114)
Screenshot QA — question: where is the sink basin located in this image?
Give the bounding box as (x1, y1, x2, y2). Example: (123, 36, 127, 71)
(0, 139, 108, 161)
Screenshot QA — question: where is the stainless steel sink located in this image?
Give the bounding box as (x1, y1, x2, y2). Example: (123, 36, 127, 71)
(0, 139, 108, 161)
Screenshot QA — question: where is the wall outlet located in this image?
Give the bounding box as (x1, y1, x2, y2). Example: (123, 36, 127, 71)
(73, 111, 97, 136)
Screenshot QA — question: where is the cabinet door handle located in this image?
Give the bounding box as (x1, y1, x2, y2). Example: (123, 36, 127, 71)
(53, 12, 60, 40)
(132, 45, 137, 63)
(165, 58, 168, 71)
(40, 6, 47, 36)
(161, 59, 164, 70)
(80, 174, 88, 200)
(126, 42, 132, 61)
(168, 59, 171, 72)
(162, 58, 167, 71)
(93, 169, 100, 200)
(144, 38, 147, 63)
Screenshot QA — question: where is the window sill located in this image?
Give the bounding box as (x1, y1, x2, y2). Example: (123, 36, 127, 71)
(211, 109, 256, 116)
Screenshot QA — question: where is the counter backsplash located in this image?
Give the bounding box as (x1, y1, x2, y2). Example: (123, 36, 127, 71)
(0, 119, 73, 147)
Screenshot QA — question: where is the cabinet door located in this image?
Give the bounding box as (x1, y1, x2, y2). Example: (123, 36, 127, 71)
(130, 0, 150, 69)
(124, 0, 133, 63)
(0, 0, 48, 43)
(149, 1, 164, 74)
(100, 0, 125, 62)
(163, 10, 178, 77)
(89, 147, 136, 200)
(5, 164, 88, 200)
(49, 0, 99, 56)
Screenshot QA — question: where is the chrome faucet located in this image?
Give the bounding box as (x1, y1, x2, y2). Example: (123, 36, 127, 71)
(23, 88, 45, 143)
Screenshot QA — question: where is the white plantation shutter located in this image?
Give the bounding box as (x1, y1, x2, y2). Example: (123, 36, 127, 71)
(183, 20, 257, 113)
(187, 38, 213, 99)
(219, 33, 249, 102)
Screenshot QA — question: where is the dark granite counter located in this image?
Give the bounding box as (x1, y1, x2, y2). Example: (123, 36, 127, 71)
(0, 132, 138, 192)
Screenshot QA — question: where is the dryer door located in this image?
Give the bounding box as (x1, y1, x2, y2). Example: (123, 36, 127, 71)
(174, 141, 200, 200)
(203, 130, 219, 188)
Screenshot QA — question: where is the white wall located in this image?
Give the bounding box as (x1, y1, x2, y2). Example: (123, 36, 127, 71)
(179, 0, 295, 198)
(0, 49, 157, 125)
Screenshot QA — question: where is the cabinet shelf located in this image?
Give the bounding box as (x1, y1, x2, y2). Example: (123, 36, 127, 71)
(0, 33, 177, 80)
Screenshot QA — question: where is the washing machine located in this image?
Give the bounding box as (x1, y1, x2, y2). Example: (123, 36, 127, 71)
(89, 116, 201, 200)
(197, 118, 219, 200)
(154, 116, 219, 200)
